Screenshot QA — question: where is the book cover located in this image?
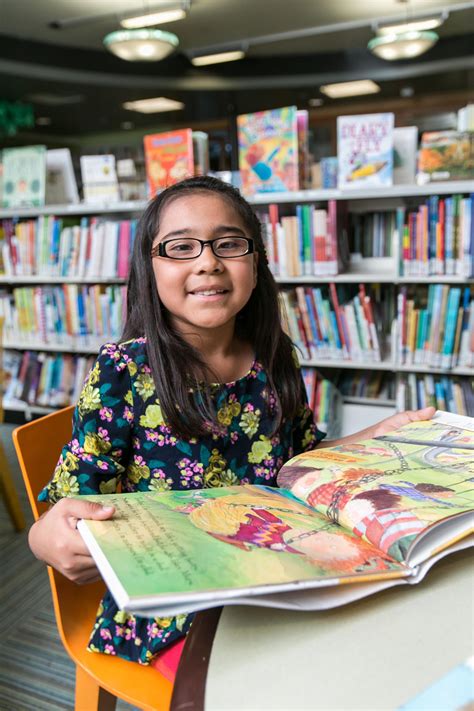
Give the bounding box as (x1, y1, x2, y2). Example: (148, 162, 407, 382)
(393, 126, 418, 185)
(417, 131, 474, 183)
(2, 145, 47, 209)
(78, 411, 473, 618)
(143, 129, 194, 197)
(237, 106, 299, 195)
(337, 113, 394, 189)
(80, 155, 120, 204)
(46, 148, 79, 205)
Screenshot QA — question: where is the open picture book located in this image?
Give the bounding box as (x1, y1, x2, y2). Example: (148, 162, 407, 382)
(77, 410, 474, 617)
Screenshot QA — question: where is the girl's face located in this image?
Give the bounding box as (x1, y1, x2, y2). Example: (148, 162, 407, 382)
(151, 193, 258, 340)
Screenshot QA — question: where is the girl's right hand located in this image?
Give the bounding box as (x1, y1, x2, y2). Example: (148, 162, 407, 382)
(28, 499, 115, 585)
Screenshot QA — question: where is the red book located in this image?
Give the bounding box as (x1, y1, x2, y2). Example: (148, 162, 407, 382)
(117, 221, 131, 279)
(151, 637, 186, 683)
(144, 129, 194, 197)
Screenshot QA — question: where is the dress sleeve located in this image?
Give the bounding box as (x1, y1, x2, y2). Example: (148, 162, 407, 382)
(38, 343, 135, 503)
(291, 370, 326, 456)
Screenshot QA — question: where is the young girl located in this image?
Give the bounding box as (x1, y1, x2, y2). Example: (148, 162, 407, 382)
(28, 175, 434, 666)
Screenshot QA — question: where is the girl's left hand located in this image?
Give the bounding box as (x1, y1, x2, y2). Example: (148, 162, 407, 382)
(372, 406, 436, 438)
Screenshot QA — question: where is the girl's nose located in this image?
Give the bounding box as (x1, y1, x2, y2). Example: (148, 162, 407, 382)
(193, 243, 224, 272)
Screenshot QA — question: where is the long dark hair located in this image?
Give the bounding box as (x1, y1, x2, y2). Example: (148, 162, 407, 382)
(122, 175, 302, 438)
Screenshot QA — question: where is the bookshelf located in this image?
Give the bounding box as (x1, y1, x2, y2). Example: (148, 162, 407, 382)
(0, 180, 472, 422)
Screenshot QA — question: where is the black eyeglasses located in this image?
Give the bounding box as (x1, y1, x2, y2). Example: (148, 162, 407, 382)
(151, 237, 254, 260)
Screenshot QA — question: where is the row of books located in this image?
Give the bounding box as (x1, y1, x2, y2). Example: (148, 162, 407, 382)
(301, 367, 342, 439)
(399, 194, 473, 277)
(333, 370, 395, 401)
(3, 350, 94, 409)
(281, 285, 387, 364)
(260, 202, 349, 277)
(397, 285, 473, 369)
(0, 285, 126, 345)
(0, 217, 136, 279)
(349, 211, 395, 259)
(397, 374, 474, 417)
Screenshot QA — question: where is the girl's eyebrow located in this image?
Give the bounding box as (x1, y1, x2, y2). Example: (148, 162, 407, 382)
(159, 225, 248, 241)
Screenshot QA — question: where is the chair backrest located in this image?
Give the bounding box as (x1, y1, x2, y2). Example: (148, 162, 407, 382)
(12, 405, 75, 521)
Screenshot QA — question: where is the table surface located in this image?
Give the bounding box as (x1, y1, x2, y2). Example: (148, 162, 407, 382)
(204, 549, 474, 710)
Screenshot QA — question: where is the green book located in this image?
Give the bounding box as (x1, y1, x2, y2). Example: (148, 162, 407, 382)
(78, 411, 474, 617)
(2, 145, 46, 208)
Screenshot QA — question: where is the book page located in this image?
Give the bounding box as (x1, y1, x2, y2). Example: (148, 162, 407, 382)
(278, 414, 474, 564)
(78, 484, 406, 614)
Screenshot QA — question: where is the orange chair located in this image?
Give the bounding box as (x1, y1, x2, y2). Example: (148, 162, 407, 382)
(13, 406, 173, 711)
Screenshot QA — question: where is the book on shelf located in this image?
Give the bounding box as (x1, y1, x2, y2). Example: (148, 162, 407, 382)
(396, 284, 473, 369)
(192, 131, 210, 177)
(2, 145, 47, 209)
(259, 200, 348, 278)
(417, 131, 474, 184)
(296, 109, 310, 190)
(393, 126, 418, 185)
(399, 194, 473, 278)
(0, 215, 136, 279)
(301, 367, 342, 438)
(457, 103, 474, 132)
(337, 113, 394, 190)
(143, 129, 194, 197)
(397, 374, 474, 417)
(80, 155, 120, 204)
(320, 157, 338, 189)
(237, 106, 299, 195)
(77, 411, 474, 617)
(280, 284, 385, 364)
(45, 148, 79, 205)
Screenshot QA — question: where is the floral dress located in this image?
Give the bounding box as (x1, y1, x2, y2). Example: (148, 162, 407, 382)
(39, 338, 324, 664)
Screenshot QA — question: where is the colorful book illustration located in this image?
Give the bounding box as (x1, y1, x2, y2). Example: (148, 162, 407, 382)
(417, 131, 474, 183)
(143, 129, 194, 197)
(337, 113, 394, 189)
(77, 411, 473, 617)
(80, 155, 120, 204)
(237, 106, 299, 194)
(2, 145, 47, 209)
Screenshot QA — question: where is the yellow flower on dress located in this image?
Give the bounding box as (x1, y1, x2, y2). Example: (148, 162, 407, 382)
(204, 448, 227, 487)
(88, 361, 101, 385)
(135, 373, 155, 401)
(84, 432, 112, 457)
(175, 614, 188, 631)
(220, 469, 239, 486)
(240, 408, 261, 437)
(127, 361, 138, 377)
(301, 427, 314, 449)
(217, 399, 241, 426)
(139, 403, 165, 428)
(124, 389, 133, 406)
(113, 610, 128, 624)
(54, 470, 80, 497)
(78, 382, 102, 415)
(128, 461, 151, 483)
(248, 435, 272, 464)
(154, 616, 172, 629)
(61, 451, 79, 472)
(99, 477, 118, 494)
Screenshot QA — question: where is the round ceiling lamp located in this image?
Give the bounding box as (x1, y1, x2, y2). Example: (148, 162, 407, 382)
(104, 29, 179, 61)
(368, 30, 438, 61)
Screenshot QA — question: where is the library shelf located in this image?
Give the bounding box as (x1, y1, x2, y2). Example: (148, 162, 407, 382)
(2, 339, 108, 354)
(0, 276, 127, 285)
(301, 359, 473, 377)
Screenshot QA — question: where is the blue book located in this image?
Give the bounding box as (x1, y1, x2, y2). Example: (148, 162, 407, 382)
(441, 288, 461, 368)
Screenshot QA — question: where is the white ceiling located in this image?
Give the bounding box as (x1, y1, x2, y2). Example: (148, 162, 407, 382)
(1, 0, 473, 55)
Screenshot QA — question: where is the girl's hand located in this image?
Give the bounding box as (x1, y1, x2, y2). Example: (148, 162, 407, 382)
(28, 499, 115, 585)
(371, 406, 436, 438)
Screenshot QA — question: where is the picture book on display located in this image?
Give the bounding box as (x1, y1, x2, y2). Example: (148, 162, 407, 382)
(143, 129, 194, 197)
(237, 106, 299, 194)
(2, 145, 46, 208)
(77, 411, 474, 617)
(337, 113, 394, 189)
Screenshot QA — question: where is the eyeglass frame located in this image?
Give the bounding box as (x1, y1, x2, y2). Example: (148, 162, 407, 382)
(151, 236, 255, 260)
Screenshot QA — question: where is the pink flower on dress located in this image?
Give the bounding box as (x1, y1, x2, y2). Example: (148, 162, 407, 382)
(104, 644, 116, 655)
(99, 407, 113, 422)
(123, 406, 133, 423)
(100, 628, 112, 640)
(98, 427, 110, 441)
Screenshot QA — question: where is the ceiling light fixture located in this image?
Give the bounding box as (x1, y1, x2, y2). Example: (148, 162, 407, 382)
(120, 8, 186, 29)
(368, 29, 439, 60)
(376, 14, 446, 35)
(191, 50, 245, 66)
(104, 29, 179, 61)
(320, 80, 381, 99)
(123, 97, 185, 113)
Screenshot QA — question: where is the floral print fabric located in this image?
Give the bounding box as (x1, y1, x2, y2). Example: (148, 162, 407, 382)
(39, 338, 324, 664)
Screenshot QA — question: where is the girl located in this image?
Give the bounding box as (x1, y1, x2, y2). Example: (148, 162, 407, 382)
(28, 175, 434, 665)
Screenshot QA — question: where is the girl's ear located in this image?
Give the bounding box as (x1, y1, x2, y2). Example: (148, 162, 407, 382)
(253, 252, 259, 288)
